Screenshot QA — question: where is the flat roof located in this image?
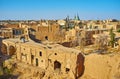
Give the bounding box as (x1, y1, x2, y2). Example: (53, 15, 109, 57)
(3, 38, 81, 54)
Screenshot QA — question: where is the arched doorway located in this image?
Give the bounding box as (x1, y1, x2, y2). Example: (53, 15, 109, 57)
(36, 58, 38, 66)
(54, 61, 61, 70)
(1, 43, 7, 55)
(9, 45, 16, 56)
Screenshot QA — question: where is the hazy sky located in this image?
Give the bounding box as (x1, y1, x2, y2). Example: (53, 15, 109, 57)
(0, 0, 120, 20)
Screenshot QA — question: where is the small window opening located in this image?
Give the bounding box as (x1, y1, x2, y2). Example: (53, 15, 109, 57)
(45, 36, 48, 40)
(39, 51, 42, 56)
(55, 53, 57, 55)
(66, 68, 70, 72)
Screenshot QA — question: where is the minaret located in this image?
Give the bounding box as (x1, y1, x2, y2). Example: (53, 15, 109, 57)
(74, 14, 80, 29)
(77, 13, 80, 20)
(65, 15, 69, 30)
(74, 15, 77, 20)
(74, 14, 80, 21)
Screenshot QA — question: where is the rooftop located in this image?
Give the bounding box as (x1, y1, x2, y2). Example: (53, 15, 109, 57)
(3, 38, 81, 54)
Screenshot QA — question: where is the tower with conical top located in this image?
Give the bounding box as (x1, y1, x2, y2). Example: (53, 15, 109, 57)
(74, 14, 80, 21)
(65, 15, 70, 31)
(74, 14, 80, 29)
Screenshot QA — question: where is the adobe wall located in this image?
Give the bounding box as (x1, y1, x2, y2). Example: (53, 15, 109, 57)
(35, 24, 60, 41)
(2, 39, 85, 78)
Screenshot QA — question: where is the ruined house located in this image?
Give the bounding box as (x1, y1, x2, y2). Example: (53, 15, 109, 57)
(0, 28, 24, 38)
(35, 21, 60, 42)
(2, 38, 85, 79)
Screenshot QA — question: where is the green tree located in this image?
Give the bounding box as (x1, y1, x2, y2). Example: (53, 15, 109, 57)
(109, 28, 116, 48)
(117, 29, 120, 33)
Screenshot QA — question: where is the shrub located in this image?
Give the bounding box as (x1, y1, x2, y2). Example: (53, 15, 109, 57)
(117, 29, 120, 33)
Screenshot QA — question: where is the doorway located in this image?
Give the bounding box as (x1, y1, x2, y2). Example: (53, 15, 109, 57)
(54, 61, 61, 70)
(36, 58, 38, 66)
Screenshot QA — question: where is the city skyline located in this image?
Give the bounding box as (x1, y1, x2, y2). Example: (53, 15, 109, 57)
(0, 0, 120, 20)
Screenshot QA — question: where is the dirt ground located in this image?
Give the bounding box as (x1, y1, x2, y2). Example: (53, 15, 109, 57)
(80, 53, 120, 79)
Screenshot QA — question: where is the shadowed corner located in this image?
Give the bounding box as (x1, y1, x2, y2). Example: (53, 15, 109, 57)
(0, 74, 19, 79)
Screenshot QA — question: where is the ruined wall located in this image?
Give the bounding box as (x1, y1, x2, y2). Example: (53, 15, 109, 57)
(16, 43, 48, 69)
(0, 28, 13, 38)
(35, 24, 60, 41)
(3, 39, 85, 78)
(3, 23, 19, 28)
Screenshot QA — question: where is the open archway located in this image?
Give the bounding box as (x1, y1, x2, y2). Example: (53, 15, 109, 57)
(54, 61, 61, 70)
(9, 45, 16, 56)
(1, 43, 7, 55)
